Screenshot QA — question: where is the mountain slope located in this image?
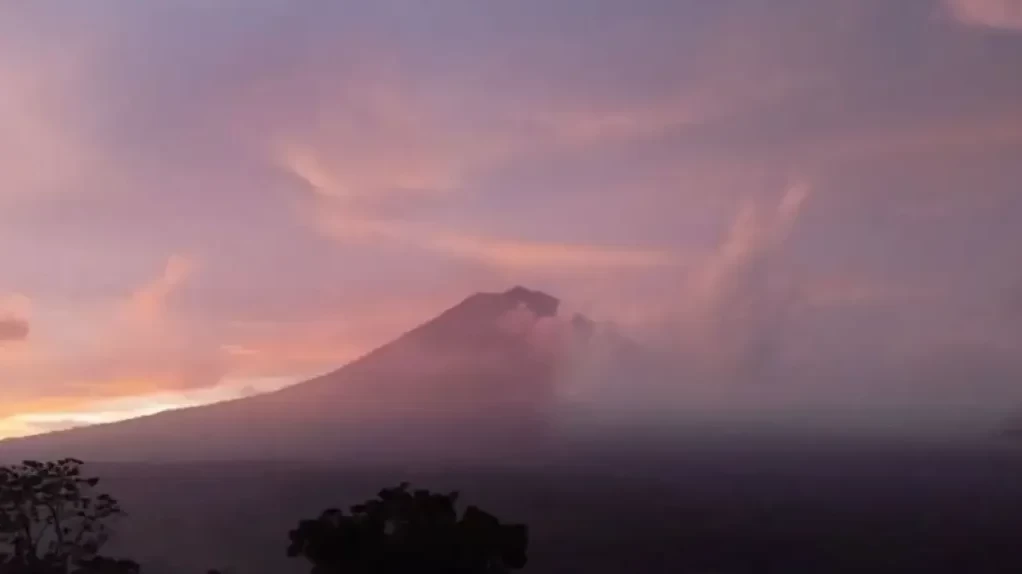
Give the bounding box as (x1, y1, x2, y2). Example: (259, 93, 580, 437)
(0, 287, 587, 463)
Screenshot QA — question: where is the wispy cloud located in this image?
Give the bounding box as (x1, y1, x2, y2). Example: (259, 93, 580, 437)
(126, 254, 196, 321)
(0, 255, 223, 419)
(427, 233, 680, 270)
(311, 207, 679, 271)
(670, 182, 811, 377)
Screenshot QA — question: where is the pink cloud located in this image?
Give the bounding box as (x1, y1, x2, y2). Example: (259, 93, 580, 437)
(125, 254, 196, 322)
(0, 255, 227, 419)
(948, 0, 1022, 30)
(309, 204, 680, 272)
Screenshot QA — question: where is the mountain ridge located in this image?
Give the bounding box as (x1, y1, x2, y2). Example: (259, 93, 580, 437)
(0, 286, 595, 463)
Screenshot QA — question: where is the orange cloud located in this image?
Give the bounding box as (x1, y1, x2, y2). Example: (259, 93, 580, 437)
(126, 254, 196, 321)
(1, 254, 486, 437)
(0, 372, 227, 440)
(0, 384, 257, 439)
(0, 395, 84, 421)
(0, 255, 224, 426)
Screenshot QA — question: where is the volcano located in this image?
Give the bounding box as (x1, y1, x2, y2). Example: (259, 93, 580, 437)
(0, 287, 593, 464)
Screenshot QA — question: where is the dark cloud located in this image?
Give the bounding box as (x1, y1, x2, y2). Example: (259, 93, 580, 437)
(0, 317, 28, 342)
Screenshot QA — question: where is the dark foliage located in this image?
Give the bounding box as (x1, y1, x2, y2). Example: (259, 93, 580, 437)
(6, 460, 532, 574)
(71, 558, 140, 574)
(287, 483, 528, 573)
(0, 459, 136, 574)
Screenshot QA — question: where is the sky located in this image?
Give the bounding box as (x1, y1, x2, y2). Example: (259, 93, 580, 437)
(2, 0, 1022, 439)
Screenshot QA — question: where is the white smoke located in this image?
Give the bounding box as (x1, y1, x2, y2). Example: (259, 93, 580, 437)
(542, 181, 1021, 442)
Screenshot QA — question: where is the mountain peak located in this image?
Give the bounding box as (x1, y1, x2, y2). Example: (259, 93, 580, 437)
(0, 285, 610, 462)
(501, 286, 559, 317)
(398, 286, 560, 349)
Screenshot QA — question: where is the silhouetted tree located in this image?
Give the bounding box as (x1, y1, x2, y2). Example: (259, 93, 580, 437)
(0, 459, 135, 574)
(287, 483, 528, 573)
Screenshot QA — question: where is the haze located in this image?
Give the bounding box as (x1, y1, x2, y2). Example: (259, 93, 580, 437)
(3, 0, 1022, 441)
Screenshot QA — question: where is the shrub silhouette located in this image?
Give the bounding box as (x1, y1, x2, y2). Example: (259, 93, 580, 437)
(5, 461, 529, 574)
(0, 459, 137, 574)
(287, 482, 528, 573)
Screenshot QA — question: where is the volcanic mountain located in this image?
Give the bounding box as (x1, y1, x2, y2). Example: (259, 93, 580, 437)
(0, 287, 600, 464)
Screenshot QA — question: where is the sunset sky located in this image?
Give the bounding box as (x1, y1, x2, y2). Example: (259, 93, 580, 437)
(2, 0, 1022, 439)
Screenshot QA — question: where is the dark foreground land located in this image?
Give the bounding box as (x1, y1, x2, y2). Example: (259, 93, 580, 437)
(93, 436, 1022, 574)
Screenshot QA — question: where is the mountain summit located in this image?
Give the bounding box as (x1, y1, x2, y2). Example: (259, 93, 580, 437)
(0, 287, 586, 464)
(400, 286, 560, 348)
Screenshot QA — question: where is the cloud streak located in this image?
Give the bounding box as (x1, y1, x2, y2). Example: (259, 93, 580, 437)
(126, 254, 196, 321)
(308, 204, 680, 272)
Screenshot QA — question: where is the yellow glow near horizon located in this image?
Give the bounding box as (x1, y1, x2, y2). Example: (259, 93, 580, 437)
(0, 376, 301, 440)
(0, 397, 209, 440)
